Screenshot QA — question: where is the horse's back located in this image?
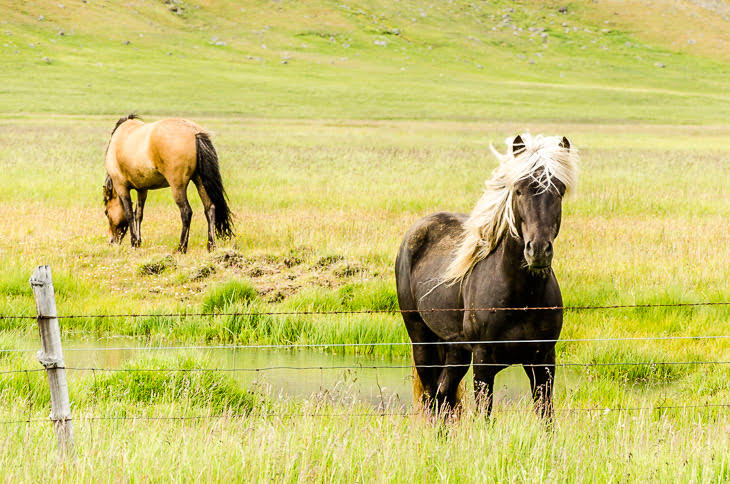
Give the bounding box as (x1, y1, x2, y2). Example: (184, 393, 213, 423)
(396, 212, 466, 306)
(109, 118, 204, 189)
(148, 118, 202, 163)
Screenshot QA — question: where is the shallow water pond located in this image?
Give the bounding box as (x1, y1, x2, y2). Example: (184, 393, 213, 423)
(49, 338, 561, 410)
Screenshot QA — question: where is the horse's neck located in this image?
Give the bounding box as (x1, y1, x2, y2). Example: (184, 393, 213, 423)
(490, 234, 535, 283)
(496, 234, 525, 266)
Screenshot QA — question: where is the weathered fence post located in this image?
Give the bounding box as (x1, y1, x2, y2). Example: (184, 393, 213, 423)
(30, 265, 73, 456)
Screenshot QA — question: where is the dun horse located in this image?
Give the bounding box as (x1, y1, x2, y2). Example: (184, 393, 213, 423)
(395, 134, 579, 418)
(103, 114, 233, 253)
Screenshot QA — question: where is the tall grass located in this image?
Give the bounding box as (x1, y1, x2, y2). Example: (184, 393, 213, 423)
(0, 399, 728, 481)
(1, 347, 728, 480)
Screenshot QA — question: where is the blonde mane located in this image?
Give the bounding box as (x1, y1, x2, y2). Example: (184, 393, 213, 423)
(443, 133, 579, 284)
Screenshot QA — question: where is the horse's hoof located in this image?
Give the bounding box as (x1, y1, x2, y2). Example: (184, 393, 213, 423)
(207, 243, 216, 252)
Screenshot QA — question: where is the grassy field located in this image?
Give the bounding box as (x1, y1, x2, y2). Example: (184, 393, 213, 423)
(1, 0, 730, 122)
(1, 116, 728, 481)
(1, 0, 729, 481)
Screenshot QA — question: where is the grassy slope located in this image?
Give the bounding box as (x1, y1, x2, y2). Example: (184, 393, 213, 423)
(0, 0, 729, 122)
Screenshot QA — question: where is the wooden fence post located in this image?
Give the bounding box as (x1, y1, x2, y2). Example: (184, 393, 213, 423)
(30, 265, 73, 456)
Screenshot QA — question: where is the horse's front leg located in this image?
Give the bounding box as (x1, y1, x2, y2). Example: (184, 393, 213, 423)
(524, 347, 556, 421)
(134, 189, 148, 246)
(117, 187, 140, 248)
(172, 186, 193, 253)
(473, 346, 502, 416)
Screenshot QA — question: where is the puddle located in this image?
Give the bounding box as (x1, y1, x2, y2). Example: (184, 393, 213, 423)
(44, 338, 570, 410)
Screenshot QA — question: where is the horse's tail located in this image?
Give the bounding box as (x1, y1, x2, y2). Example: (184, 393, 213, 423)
(195, 132, 234, 239)
(411, 361, 425, 406)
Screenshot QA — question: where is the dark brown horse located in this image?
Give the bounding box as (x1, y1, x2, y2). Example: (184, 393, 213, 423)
(103, 114, 233, 252)
(395, 133, 579, 418)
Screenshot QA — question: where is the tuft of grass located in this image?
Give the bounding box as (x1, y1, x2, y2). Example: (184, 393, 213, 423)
(138, 255, 177, 276)
(88, 356, 267, 413)
(202, 280, 259, 313)
(287, 281, 398, 313)
(188, 263, 216, 281)
(313, 254, 344, 269)
(282, 246, 313, 268)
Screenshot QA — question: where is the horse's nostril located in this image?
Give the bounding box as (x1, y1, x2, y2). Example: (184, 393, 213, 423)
(546, 241, 553, 256)
(526, 241, 533, 252)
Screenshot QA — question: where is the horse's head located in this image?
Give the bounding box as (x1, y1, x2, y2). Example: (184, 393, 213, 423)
(509, 135, 574, 275)
(103, 176, 128, 244)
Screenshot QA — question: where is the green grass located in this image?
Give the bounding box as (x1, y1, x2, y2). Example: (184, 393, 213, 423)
(0, 397, 728, 481)
(202, 280, 259, 312)
(0, 119, 727, 346)
(0, 118, 727, 482)
(1, 0, 730, 122)
(1, 345, 729, 480)
(1, 0, 730, 480)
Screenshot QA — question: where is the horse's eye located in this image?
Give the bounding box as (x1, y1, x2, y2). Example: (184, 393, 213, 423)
(515, 189, 522, 196)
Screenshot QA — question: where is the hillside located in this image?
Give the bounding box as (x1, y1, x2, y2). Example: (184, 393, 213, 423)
(0, 0, 729, 122)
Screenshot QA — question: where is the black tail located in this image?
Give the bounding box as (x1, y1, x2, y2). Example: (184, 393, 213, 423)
(195, 132, 234, 239)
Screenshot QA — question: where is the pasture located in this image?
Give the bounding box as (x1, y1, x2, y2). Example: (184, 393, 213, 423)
(1, 0, 729, 481)
(1, 117, 729, 480)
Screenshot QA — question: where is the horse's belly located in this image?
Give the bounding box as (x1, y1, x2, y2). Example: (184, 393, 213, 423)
(485, 315, 562, 363)
(413, 269, 465, 342)
(131, 170, 168, 190)
(120, 161, 168, 190)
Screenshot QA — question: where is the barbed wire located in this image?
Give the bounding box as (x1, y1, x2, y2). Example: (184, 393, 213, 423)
(2, 403, 729, 426)
(53, 360, 730, 373)
(1, 360, 727, 376)
(0, 368, 45, 375)
(3, 333, 730, 355)
(1, 301, 727, 321)
(2, 303, 726, 431)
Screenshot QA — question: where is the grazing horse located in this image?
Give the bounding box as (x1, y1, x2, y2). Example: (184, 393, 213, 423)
(395, 133, 579, 419)
(103, 114, 234, 253)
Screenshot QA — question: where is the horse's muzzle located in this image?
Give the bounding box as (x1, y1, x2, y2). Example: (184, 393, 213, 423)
(524, 239, 553, 270)
(109, 224, 128, 244)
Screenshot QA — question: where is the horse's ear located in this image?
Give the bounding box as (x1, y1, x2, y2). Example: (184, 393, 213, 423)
(559, 136, 571, 150)
(103, 176, 114, 200)
(512, 135, 526, 156)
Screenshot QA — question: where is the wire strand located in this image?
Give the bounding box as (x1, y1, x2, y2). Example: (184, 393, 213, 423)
(56, 360, 730, 373)
(2, 403, 728, 425)
(1, 301, 727, 321)
(3, 333, 730, 355)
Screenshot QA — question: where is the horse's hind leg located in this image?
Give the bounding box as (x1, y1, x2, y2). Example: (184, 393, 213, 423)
(171, 185, 193, 253)
(192, 175, 216, 252)
(134, 189, 148, 246)
(405, 314, 444, 408)
(434, 347, 471, 412)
